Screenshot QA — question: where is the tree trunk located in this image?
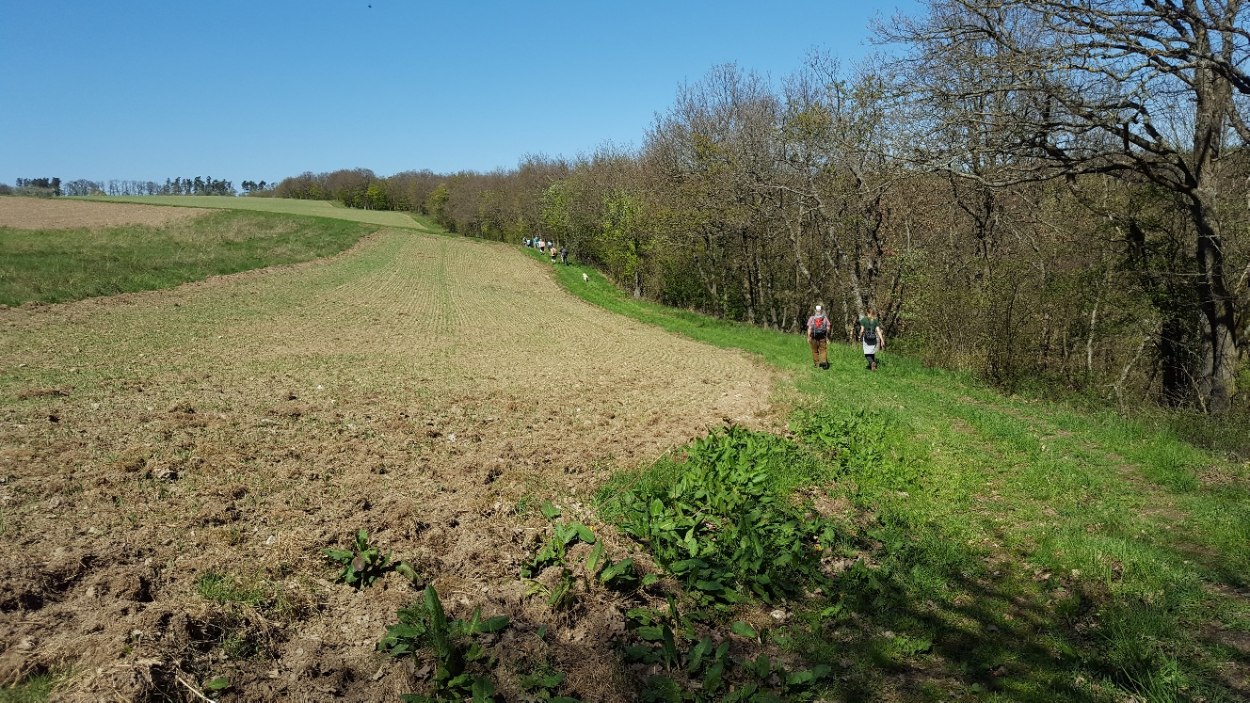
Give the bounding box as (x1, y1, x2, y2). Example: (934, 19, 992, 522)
(1191, 204, 1238, 412)
(1188, 48, 1239, 413)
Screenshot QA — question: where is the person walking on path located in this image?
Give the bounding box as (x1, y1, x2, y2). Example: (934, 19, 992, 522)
(858, 307, 885, 371)
(807, 304, 831, 369)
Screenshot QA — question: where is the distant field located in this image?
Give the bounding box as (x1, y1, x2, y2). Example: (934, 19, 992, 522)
(82, 194, 438, 231)
(0, 198, 377, 305)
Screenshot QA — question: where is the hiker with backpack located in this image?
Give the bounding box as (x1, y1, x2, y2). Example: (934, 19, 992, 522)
(858, 307, 885, 371)
(807, 304, 831, 369)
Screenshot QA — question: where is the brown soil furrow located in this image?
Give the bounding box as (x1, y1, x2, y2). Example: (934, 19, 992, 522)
(0, 227, 779, 701)
(0, 196, 212, 230)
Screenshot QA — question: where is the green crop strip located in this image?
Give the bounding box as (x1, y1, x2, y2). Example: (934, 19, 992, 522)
(0, 209, 375, 305)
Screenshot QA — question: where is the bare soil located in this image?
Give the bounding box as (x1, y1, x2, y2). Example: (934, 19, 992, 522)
(0, 197, 211, 230)
(0, 225, 780, 701)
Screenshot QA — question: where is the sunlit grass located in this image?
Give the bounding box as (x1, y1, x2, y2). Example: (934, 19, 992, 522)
(542, 248, 1250, 702)
(81, 195, 438, 231)
(0, 209, 374, 305)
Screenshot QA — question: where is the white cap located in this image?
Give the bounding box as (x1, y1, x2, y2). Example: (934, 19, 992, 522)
(815, 305, 823, 312)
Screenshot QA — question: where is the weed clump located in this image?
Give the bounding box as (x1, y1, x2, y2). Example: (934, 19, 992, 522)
(603, 426, 837, 606)
(378, 585, 509, 702)
(323, 529, 418, 589)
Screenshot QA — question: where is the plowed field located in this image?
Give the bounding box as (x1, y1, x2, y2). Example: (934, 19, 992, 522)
(0, 198, 210, 229)
(0, 225, 778, 701)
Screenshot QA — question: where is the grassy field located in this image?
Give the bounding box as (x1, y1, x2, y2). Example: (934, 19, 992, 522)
(535, 249, 1250, 702)
(0, 208, 378, 306)
(1, 198, 1246, 702)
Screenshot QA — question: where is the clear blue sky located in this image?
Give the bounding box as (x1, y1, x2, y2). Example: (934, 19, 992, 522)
(0, 1, 924, 188)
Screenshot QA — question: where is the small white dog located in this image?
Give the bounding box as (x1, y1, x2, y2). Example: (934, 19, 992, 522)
(582, 273, 589, 282)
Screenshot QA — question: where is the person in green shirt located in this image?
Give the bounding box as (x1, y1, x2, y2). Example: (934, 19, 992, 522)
(858, 307, 885, 371)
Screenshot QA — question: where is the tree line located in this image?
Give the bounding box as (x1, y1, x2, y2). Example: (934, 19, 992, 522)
(9, 1, 1245, 414)
(269, 2, 1250, 414)
(4, 176, 273, 197)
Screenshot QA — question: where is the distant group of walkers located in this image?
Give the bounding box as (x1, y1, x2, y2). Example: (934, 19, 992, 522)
(523, 237, 568, 264)
(806, 304, 885, 372)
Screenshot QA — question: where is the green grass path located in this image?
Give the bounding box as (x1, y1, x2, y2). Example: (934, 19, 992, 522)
(537, 250, 1250, 702)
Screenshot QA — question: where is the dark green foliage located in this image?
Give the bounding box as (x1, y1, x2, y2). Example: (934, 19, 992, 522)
(520, 521, 596, 579)
(518, 664, 581, 702)
(607, 426, 836, 606)
(379, 586, 509, 703)
(623, 600, 831, 702)
(521, 518, 598, 610)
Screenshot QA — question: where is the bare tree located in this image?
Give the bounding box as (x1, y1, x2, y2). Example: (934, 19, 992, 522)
(884, 0, 1250, 412)
(778, 55, 909, 334)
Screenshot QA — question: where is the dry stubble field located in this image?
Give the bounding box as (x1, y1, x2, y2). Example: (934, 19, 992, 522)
(0, 204, 780, 701)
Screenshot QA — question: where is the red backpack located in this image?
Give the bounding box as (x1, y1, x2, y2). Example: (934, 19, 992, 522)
(811, 315, 829, 340)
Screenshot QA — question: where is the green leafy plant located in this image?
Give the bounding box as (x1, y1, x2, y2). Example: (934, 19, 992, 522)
(622, 599, 831, 702)
(379, 585, 509, 702)
(323, 529, 418, 589)
(609, 427, 836, 606)
(522, 518, 617, 610)
(202, 676, 231, 694)
(518, 663, 582, 702)
(789, 407, 922, 491)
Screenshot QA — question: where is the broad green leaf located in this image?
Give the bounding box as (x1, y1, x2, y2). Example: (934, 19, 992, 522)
(424, 586, 450, 657)
(585, 541, 605, 574)
(753, 653, 771, 678)
(471, 677, 495, 702)
(637, 625, 665, 641)
(600, 558, 635, 584)
(731, 621, 758, 638)
(703, 661, 724, 693)
(687, 636, 713, 673)
(573, 523, 597, 544)
(477, 615, 510, 633)
(394, 561, 419, 584)
(203, 676, 230, 692)
(786, 669, 815, 686)
(623, 644, 659, 663)
(668, 558, 707, 574)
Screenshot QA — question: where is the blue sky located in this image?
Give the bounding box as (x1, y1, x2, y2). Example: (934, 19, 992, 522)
(0, 1, 924, 188)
